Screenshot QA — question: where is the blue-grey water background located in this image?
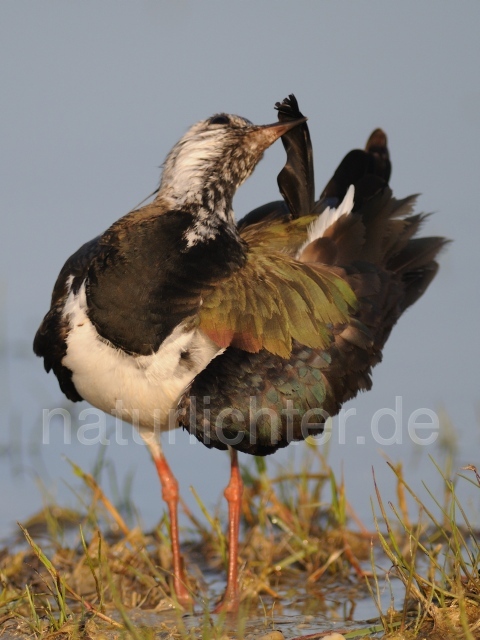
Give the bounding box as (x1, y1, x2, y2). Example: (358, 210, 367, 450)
(1, 1, 479, 541)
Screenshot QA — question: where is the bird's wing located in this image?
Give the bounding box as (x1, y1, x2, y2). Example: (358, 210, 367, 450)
(201, 94, 355, 360)
(316, 128, 391, 212)
(33, 236, 102, 401)
(275, 94, 315, 218)
(238, 214, 314, 255)
(198, 245, 357, 359)
(238, 94, 314, 230)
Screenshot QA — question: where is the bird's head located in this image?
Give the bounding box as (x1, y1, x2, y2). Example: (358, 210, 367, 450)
(159, 113, 306, 211)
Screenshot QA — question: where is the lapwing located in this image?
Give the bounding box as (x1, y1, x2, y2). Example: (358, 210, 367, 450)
(34, 95, 447, 611)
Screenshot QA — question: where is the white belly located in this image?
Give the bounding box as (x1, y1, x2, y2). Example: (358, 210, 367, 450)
(62, 281, 223, 430)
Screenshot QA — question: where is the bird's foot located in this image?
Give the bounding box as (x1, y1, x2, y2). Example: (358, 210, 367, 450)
(172, 574, 194, 611)
(212, 586, 240, 614)
(173, 586, 194, 611)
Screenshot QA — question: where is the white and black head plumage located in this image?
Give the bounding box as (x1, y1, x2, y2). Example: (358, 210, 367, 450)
(159, 113, 306, 214)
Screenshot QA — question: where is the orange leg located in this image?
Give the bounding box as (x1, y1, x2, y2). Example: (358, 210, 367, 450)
(141, 433, 193, 609)
(214, 447, 243, 613)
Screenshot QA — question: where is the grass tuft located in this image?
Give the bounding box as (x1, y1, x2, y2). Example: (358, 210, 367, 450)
(369, 458, 480, 638)
(0, 443, 479, 638)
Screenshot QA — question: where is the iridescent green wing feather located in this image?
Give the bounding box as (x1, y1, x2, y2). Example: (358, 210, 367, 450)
(239, 215, 316, 255)
(198, 246, 357, 359)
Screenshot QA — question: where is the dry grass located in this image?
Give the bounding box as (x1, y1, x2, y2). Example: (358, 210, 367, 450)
(0, 441, 479, 639)
(368, 459, 480, 639)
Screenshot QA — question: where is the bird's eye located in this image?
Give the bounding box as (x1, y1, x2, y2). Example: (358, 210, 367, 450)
(209, 115, 230, 126)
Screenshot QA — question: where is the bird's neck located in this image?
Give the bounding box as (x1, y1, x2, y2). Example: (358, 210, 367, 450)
(158, 174, 237, 234)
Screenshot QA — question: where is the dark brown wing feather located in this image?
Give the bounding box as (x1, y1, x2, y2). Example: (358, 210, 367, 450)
(275, 94, 315, 218)
(238, 94, 314, 230)
(317, 128, 391, 212)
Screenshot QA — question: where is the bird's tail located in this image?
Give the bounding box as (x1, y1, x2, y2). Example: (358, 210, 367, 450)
(294, 180, 448, 414)
(297, 121, 447, 316)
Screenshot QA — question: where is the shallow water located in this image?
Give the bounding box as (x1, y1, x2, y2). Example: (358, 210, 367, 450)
(0, 524, 403, 639)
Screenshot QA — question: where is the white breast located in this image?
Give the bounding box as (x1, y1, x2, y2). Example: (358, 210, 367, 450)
(62, 281, 223, 430)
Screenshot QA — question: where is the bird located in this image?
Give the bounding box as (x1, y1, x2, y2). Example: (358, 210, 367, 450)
(34, 95, 447, 612)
